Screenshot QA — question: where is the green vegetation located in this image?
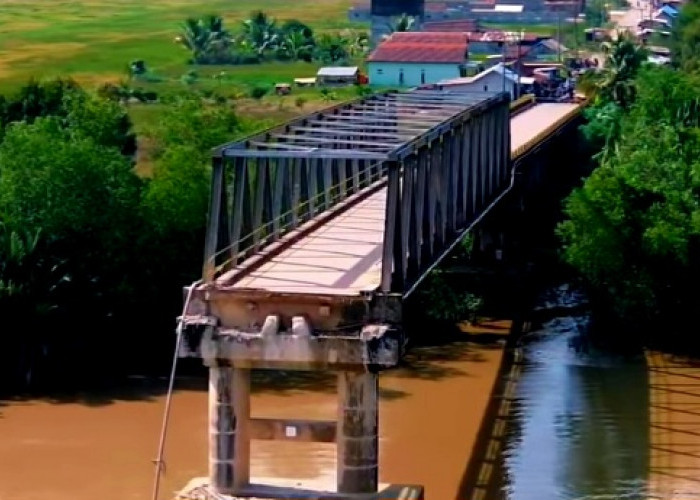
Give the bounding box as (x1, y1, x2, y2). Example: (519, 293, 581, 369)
(672, 0, 700, 71)
(0, 79, 258, 391)
(173, 12, 367, 66)
(557, 17, 700, 344)
(0, 0, 359, 93)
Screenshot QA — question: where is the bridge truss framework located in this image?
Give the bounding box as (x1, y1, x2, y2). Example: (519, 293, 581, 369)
(183, 89, 512, 499)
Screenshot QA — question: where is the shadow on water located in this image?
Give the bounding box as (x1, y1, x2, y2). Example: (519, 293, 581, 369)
(251, 337, 496, 400)
(459, 316, 651, 500)
(0, 334, 496, 414)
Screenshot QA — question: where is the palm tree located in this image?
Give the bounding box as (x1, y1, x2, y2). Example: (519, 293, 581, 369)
(241, 10, 280, 55)
(0, 225, 67, 389)
(314, 33, 350, 64)
(580, 32, 647, 107)
(343, 30, 370, 58)
(175, 15, 232, 63)
(280, 30, 314, 61)
(596, 32, 648, 106)
(384, 13, 417, 37)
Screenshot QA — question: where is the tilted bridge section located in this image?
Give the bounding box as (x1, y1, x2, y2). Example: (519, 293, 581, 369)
(179, 89, 583, 499)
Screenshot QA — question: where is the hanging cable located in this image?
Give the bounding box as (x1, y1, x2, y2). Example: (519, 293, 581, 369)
(150, 279, 202, 500)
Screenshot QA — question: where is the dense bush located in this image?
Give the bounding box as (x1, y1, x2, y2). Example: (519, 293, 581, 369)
(558, 32, 700, 345)
(0, 80, 253, 392)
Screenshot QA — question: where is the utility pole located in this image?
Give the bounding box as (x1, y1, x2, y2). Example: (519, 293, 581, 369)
(557, 11, 562, 63)
(501, 39, 506, 95)
(516, 29, 522, 99)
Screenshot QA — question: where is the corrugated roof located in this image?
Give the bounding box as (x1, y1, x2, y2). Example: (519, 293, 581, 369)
(423, 19, 480, 31)
(660, 5, 679, 15)
(388, 31, 470, 43)
(425, 2, 449, 11)
(438, 63, 519, 85)
(317, 66, 358, 77)
(538, 38, 568, 52)
(368, 31, 469, 63)
(368, 42, 469, 63)
(466, 30, 540, 42)
(505, 44, 531, 58)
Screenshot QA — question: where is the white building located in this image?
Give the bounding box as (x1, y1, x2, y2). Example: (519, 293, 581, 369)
(435, 63, 532, 100)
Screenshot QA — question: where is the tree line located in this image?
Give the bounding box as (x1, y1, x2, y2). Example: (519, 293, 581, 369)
(176, 11, 369, 65)
(558, 3, 700, 348)
(0, 79, 252, 392)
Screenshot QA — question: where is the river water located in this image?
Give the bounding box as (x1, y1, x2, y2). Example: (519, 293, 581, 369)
(499, 315, 651, 500)
(2, 304, 699, 500)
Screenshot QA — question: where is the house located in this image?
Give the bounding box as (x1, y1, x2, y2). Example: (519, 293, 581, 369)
(654, 5, 679, 24)
(435, 63, 529, 99)
(422, 19, 481, 32)
(525, 38, 568, 61)
(466, 31, 542, 55)
(367, 32, 470, 87)
(316, 66, 360, 86)
(638, 18, 671, 31)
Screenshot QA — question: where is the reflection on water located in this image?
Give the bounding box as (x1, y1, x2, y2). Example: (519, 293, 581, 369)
(501, 316, 650, 500)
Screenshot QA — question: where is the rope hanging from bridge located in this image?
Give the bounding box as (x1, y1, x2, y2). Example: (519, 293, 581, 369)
(150, 279, 201, 500)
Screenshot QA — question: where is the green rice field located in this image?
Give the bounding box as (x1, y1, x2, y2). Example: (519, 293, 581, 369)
(0, 0, 360, 93)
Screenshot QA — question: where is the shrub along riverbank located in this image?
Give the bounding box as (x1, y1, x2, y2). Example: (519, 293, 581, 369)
(558, 5, 700, 350)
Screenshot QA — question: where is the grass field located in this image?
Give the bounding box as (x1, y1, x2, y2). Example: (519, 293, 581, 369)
(0, 0, 360, 93)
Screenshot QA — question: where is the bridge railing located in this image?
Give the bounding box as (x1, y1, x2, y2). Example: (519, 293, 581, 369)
(204, 153, 387, 280)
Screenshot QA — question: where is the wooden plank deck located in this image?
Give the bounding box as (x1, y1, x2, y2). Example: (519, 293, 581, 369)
(227, 104, 579, 297)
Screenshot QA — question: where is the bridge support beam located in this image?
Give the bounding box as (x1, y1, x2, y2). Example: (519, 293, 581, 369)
(208, 366, 250, 495)
(337, 371, 379, 494)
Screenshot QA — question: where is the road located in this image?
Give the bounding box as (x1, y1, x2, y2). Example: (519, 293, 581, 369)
(612, 0, 652, 33)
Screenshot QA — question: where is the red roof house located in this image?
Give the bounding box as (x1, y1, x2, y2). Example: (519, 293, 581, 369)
(367, 31, 470, 86)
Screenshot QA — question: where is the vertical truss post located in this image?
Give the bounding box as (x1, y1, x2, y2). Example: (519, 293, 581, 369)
(381, 160, 402, 292)
(203, 156, 225, 281)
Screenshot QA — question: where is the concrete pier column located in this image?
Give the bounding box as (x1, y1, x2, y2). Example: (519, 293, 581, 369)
(209, 366, 250, 495)
(337, 371, 379, 494)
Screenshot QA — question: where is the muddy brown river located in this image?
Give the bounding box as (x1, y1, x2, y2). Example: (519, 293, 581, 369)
(3, 315, 700, 500)
(0, 340, 505, 500)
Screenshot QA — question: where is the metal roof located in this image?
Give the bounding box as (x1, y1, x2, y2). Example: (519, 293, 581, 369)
(317, 66, 359, 77)
(367, 32, 469, 63)
(367, 42, 469, 63)
(220, 89, 507, 162)
(422, 19, 480, 31)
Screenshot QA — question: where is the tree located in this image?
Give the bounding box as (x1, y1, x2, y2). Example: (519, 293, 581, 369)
(175, 15, 232, 63)
(314, 33, 349, 64)
(0, 118, 141, 253)
(0, 78, 81, 132)
(385, 13, 417, 35)
(596, 33, 648, 108)
(343, 30, 370, 58)
(280, 19, 314, 40)
(558, 67, 700, 337)
(63, 91, 137, 157)
(240, 11, 280, 56)
(0, 224, 68, 389)
(672, 0, 700, 72)
(280, 30, 315, 61)
(146, 97, 243, 159)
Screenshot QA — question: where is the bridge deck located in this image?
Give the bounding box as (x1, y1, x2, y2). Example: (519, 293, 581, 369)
(227, 103, 580, 297)
(510, 102, 581, 153)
